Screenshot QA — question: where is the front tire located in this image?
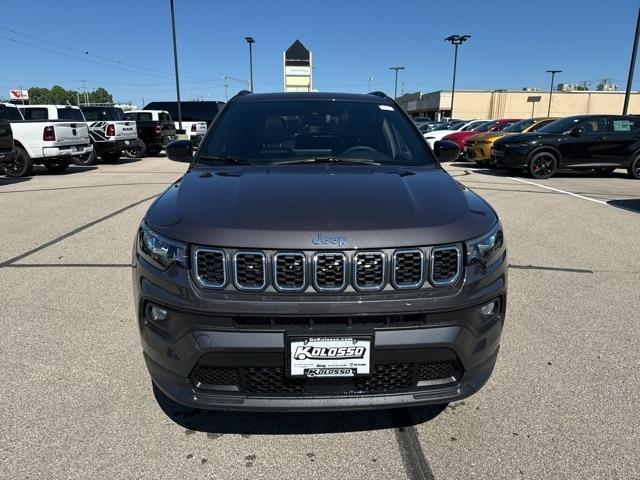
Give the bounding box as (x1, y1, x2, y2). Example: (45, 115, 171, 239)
(628, 155, 640, 179)
(3, 146, 33, 177)
(528, 151, 558, 179)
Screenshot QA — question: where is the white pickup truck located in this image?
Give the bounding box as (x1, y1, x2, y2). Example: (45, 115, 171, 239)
(0, 103, 93, 176)
(78, 105, 138, 165)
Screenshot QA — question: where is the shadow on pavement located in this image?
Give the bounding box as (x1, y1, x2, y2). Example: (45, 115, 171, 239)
(153, 384, 447, 434)
(35, 165, 98, 175)
(608, 199, 640, 214)
(0, 176, 31, 186)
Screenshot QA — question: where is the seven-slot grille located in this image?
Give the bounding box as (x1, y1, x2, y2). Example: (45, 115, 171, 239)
(313, 253, 347, 291)
(430, 246, 461, 286)
(233, 252, 266, 290)
(392, 250, 424, 288)
(353, 252, 385, 291)
(273, 253, 306, 291)
(194, 246, 463, 291)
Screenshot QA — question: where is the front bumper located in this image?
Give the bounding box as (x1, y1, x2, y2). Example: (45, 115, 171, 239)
(133, 249, 507, 411)
(491, 147, 529, 168)
(466, 143, 492, 162)
(42, 143, 93, 159)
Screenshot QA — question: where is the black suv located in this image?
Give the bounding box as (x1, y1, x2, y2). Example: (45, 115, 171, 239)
(133, 92, 507, 411)
(491, 115, 640, 179)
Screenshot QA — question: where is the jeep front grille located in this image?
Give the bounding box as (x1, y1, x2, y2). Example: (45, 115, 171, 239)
(273, 253, 306, 292)
(353, 252, 385, 291)
(233, 251, 266, 291)
(313, 253, 346, 292)
(430, 246, 461, 286)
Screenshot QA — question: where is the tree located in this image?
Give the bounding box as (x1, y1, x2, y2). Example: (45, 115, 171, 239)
(27, 85, 113, 105)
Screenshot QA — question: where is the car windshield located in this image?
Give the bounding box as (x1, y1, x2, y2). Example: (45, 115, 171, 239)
(502, 118, 537, 133)
(473, 120, 498, 132)
(198, 99, 433, 166)
(461, 121, 483, 131)
(537, 117, 584, 134)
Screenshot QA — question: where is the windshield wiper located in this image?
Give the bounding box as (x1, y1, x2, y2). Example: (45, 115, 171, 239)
(198, 155, 257, 166)
(273, 156, 381, 166)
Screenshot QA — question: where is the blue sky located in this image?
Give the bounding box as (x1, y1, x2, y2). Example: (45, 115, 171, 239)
(1, 0, 639, 104)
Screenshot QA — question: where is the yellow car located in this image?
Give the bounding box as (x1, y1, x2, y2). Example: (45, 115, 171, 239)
(464, 117, 559, 165)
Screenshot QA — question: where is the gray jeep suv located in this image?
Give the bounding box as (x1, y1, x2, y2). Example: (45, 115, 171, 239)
(132, 91, 507, 411)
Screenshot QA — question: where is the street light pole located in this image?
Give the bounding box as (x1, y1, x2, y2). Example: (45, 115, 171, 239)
(169, 0, 183, 132)
(444, 35, 471, 118)
(368, 76, 372, 92)
(389, 66, 405, 99)
(245, 37, 255, 93)
(623, 6, 640, 115)
(546, 69, 562, 117)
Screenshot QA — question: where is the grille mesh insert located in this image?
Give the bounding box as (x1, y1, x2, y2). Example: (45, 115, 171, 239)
(234, 252, 266, 290)
(274, 253, 305, 291)
(431, 247, 460, 284)
(354, 252, 385, 290)
(314, 253, 346, 291)
(196, 250, 225, 287)
(393, 250, 424, 287)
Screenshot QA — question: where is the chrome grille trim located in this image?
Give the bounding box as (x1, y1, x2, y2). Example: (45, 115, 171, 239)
(312, 252, 347, 292)
(273, 252, 307, 292)
(353, 251, 386, 292)
(392, 249, 425, 289)
(429, 245, 462, 287)
(233, 251, 267, 291)
(192, 247, 227, 289)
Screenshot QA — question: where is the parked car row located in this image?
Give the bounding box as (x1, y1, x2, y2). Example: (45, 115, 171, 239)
(414, 114, 640, 179)
(0, 100, 223, 177)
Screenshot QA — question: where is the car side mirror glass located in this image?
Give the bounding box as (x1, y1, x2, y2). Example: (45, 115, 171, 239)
(165, 140, 193, 163)
(434, 139, 460, 163)
(570, 127, 582, 137)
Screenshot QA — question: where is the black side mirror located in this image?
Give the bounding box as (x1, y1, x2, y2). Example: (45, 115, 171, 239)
(434, 139, 461, 163)
(166, 140, 193, 162)
(569, 127, 583, 137)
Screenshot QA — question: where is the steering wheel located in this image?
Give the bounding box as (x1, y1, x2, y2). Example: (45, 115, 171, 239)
(341, 145, 379, 156)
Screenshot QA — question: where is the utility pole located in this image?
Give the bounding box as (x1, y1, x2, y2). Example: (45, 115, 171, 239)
(389, 66, 405, 100)
(81, 80, 88, 104)
(368, 76, 372, 92)
(546, 69, 562, 116)
(444, 35, 471, 118)
(223, 76, 229, 100)
(624, 6, 640, 114)
(169, 0, 183, 132)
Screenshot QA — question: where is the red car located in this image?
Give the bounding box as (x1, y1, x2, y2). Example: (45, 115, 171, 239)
(443, 119, 521, 150)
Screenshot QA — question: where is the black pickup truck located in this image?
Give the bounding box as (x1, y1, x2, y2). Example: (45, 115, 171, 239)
(123, 110, 177, 157)
(0, 119, 18, 174)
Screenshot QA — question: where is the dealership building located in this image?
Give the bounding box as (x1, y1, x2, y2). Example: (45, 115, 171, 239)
(396, 89, 640, 119)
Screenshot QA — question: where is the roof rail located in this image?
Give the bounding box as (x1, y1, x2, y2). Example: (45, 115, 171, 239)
(368, 91, 389, 99)
(236, 90, 252, 97)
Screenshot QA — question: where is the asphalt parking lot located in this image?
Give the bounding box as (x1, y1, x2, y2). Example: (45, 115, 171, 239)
(1, 158, 639, 479)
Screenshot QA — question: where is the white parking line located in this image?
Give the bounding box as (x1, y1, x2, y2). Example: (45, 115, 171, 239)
(507, 177, 608, 205)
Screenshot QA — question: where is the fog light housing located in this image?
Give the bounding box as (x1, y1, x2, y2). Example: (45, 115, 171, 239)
(148, 304, 168, 322)
(480, 300, 498, 317)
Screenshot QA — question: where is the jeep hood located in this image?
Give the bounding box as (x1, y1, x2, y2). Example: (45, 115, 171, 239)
(146, 165, 497, 249)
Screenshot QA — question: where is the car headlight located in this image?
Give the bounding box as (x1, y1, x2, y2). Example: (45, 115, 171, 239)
(465, 223, 505, 266)
(138, 222, 188, 269)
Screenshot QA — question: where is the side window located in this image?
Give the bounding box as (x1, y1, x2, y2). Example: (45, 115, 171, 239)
(124, 113, 136, 121)
(137, 112, 153, 121)
(609, 117, 640, 134)
(579, 117, 607, 134)
(160, 112, 171, 123)
(22, 108, 49, 120)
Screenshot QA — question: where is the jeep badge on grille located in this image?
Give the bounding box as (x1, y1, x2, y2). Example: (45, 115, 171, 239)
(312, 233, 347, 247)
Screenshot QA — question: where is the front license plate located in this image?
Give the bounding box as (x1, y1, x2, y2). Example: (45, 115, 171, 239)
(289, 336, 372, 378)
